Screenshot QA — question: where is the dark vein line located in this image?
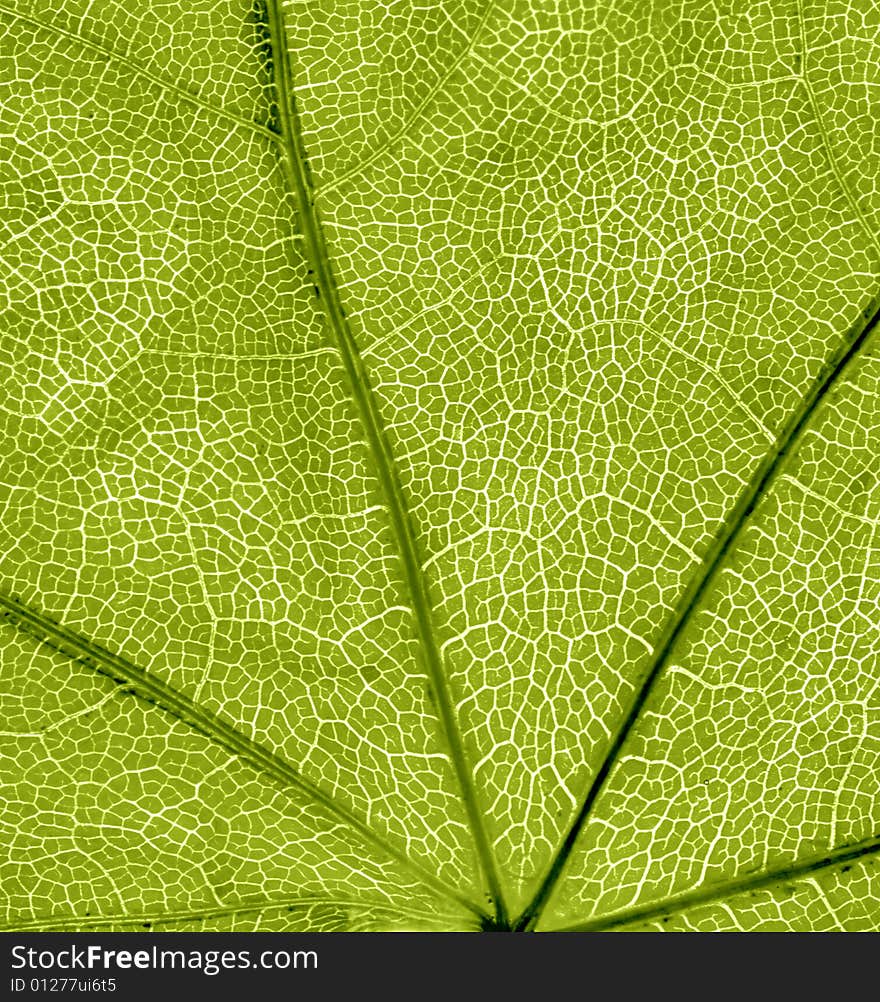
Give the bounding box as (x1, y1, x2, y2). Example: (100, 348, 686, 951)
(262, 0, 508, 926)
(515, 294, 880, 931)
(517, 16, 880, 929)
(0, 592, 482, 918)
(0, 2, 279, 141)
(556, 834, 880, 931)
(0, 895, 463, 932)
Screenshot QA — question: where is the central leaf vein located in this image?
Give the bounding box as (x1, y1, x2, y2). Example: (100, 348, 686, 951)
(262, 0, 508, 927)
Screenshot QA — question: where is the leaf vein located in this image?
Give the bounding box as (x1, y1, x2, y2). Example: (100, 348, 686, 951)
(0, 895, 463, 932)
(515, 295, 880, 930)
(263, 0, 509, 926)
(558, 835, 880, 931)
(0, 591, 482, 918)
(0, 2, 279, 142)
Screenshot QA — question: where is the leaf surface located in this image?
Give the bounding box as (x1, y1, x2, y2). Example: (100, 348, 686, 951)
(0, 0, 878, 931)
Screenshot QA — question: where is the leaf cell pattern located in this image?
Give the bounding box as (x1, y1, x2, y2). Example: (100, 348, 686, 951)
(0, 0, 878, 931)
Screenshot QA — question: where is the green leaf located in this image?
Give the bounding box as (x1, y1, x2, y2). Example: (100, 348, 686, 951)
(0, 0, 878, 932)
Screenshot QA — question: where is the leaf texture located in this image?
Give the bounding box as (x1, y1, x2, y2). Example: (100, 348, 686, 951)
(0, 0, 878, 931)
